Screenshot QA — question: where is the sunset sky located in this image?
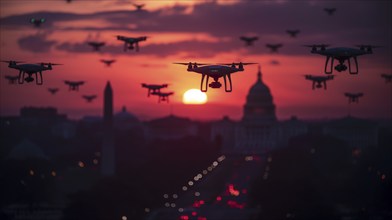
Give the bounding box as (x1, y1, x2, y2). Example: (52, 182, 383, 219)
(0, 0, 391, 121)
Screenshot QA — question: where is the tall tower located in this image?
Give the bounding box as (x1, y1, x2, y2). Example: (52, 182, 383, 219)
(101, 81, 115, 176)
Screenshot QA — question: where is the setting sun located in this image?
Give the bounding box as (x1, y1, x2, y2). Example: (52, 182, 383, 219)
(183, 89, 208, 104)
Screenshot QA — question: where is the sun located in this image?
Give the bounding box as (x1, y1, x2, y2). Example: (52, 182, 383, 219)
(183, 89, 208, 104)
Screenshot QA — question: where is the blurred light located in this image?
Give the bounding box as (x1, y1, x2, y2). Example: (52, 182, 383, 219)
(202, 170, 208, 175)
(29, 169, 34, 176)
(228, 184, 240, 196)
(188, 181, 194, 186)
(182, 186, 188, 191)
(212, 161, 218, 167)
(144, 208, 150, 213)
(245, 156, 253, 161)
(170, 203, 176, 208)
(197, 174, 202, 179)
(194, 176, 199, 181)
(216, 196, 222, 201)
(51, 171, 57, 177)
(192, 211, 197, 216)
(173, 194, 178, 199)
(95, 152, 101, 157)
(217, 155, 225, 162)
(198, 217, 207, 220)
(263, 173, 269, 180)
(195, 191, 200, 197)
(121, 216, 127, 220)
(78, 161, 85, 168)
(178, 208, 184, 212)
(163, 194, 169, 199)
(199, 200, 205, 205)
(381, 174, 386, 181)
(164, 202, 170, 207)
(265, 165, 270, 172)
(267, 156, 272, 162)
(310, 148, 316, 154)
(207, 167, 213, 171)
(93, 159, 99, 165)
(180, 215, 189, 220)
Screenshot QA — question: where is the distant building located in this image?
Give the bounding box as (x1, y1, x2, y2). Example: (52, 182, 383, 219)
(144, 114, 198, 140)
(212, 66, 308, 155)
(101, 81, 115, 176)
(7, 139, 49, 160)
(19, 107, 67, 126)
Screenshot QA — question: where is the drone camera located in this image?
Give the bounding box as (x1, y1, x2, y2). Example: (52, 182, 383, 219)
(25, 76, 34, 83)
(209, 81, 222, 89)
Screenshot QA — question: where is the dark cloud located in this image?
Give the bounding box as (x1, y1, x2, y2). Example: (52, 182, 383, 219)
(18, 32, 57, 53)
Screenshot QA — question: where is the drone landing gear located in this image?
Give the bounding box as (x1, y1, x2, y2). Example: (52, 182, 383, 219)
(324, 56, 334, 74)
(348, 56, 359, 74)
(223, 74, 233, 92)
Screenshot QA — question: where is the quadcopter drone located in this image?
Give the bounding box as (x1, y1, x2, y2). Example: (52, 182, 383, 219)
(30, 18, 45, 27)
(132, 3, 145, 11)
(100, 59, 116, 67)
(381, 74, 392, 83)
(174, 62, 257, 92)
(151, 91, 174, 103)
(304, 44, 379, 74)
(304, 75, 334, 90)
(64, 80, 85, 91)
(2, 60, 61, 85)
(266, 44, 283, 53)
(48, 88, 59, 95)
(286, 30, 300, 38)
(4, 75, 19, 84)
(116, 35, 148, 52)
(240, 36, 258, 46)
(141, 83, 169, 97)
(82, 95, 97, 103)
(345, 92, 364, 103)
(87, 41, 105, 51)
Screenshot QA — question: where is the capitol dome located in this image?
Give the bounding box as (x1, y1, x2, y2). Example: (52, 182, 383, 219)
(242, 66, 276, 123)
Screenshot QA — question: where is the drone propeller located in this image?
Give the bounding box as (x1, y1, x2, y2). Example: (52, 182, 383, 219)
(303, 44, 330, 48)
(173, 62, 210, 66)
(1, 60, 25, 63)
(37, 62, 63, 66)
(219, 62, 258, 66)
(354, 44, 382, 48)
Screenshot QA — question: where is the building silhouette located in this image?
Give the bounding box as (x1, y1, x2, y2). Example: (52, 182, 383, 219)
(101, 81, 115, 176)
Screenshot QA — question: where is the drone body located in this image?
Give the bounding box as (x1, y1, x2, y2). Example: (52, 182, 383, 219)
(48, 88, 59, 95)
(141, 83, 169, 97)
(305, 44, 378, 74)
(151, 91, 174, 103)
(4, 75, 20, 84)
(174, 62, 256, 92)
(304, 75, 334, 90)
(240, 36, 258, 46)
(132, 3, 145, 11)
(266, 44, 283, 53)
(345, 92, 364, 103)
(286, 30, 300, 38)
(87, 41, 105, 51)
(116, 35, 147, 52)
(82, 95, 97, 103)
(30, 18, 45, 27)
(64, 80, 85, 91)
(3, 61, 60, 85)
(100, 59, 116, 67)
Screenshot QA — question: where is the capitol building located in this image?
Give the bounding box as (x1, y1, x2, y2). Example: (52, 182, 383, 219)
(211, 66, 307, 154)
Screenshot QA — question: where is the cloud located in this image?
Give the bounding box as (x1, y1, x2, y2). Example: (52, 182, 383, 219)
(18, 32, 57, 53)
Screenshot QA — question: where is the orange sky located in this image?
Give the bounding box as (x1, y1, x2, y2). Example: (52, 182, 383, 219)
(0, 0, 391, 121)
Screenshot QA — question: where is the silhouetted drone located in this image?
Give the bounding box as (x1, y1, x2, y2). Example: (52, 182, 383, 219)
(304, 44, 379, 74)
(345, 92, 363, 103)
(64, 80, 85, 91)
(30, 18, 45, 27)
(324, 8, 336, 15)
(151, 91, 174, 103)
(100, 59, 116, 67)
(286, 30, 300, 38)
(2, 60, 61, 85)
(87, 41, 105, 51)
(240, 36, 258, 46)
(4, 75, 19, 84)
(141, 83, 169, 97)
(82, 95, 97, 103)
(116, 35, 148, 52)
(174, 62, 256, 92)
(381, 74, 392, 83)
(48, 88, 59, 95)
(266, 44, 283, 53)
(132, 3, 145, 11)
(304, 75, 334, 90)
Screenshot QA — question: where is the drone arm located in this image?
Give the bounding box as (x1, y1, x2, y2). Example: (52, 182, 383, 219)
(324, 56, 334, 74)
(348, 56, 359, 74)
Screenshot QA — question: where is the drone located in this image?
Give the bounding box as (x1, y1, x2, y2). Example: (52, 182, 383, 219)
(324, 8, 336, 15)
(151, 91, 174, 103)
(304, 75, 334, 90)
(381, 74, 392, 83)
(132, 3, 145, 11)
(87, 41, 105, 51)
(141, 83, 169, 97)
(240, 36, 258, 46)
(2, 60, 60, 85)
(100, 59, 116, 67)
(64, 80, 85, 91)
(266, 44, 283, 53)
(30, 18, 45, 27)
(4, 75, 19, 84)
(304, 44, 379, 74)
(286, 30, 300, 38)
(116, 35, 148, 52)
(345, 92, 364, 103)
(48, 88, 59, 95)
(174, 62, 256, 92)
(82, 95, 97, 103)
